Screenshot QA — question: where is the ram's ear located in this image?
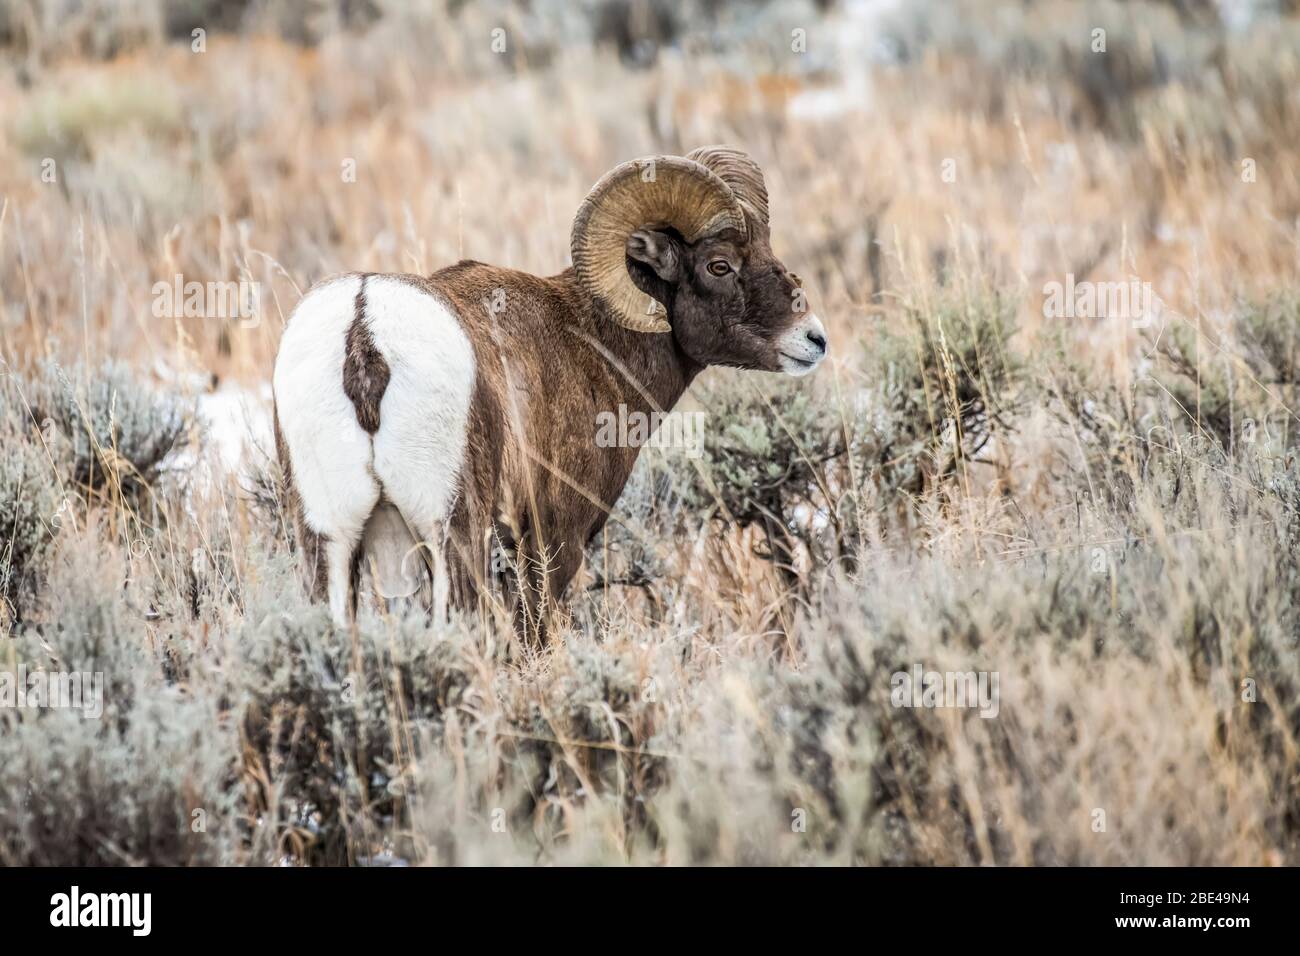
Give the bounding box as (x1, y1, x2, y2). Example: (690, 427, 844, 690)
(626, 229, 681, 283)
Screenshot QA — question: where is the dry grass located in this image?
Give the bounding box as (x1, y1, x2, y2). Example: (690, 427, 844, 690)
(1, 0, 1298, 865)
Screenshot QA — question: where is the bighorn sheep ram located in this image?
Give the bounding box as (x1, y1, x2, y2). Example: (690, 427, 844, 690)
(273, 146, 828, 632)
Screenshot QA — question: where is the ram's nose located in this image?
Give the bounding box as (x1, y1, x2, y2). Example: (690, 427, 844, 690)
(800, 313, 829, 359)
(777, 314, 829, 377)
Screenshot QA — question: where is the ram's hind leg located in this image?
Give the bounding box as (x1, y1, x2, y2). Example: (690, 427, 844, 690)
(276, 416, 345, 616)
(362, 273, 476, 622)
(289, 495, 374, 627)
(279, 408, 381, 627)
(298, 523, 330, 604)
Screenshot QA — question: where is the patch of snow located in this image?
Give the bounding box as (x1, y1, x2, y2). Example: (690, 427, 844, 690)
(163, 379, 275, 495)
(197, 381, 274, 476)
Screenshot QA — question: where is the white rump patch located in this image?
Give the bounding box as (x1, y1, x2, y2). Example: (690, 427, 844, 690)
(363, 276, 476, 539)
(273, 275, 379, 540)
(273, 273, 476, 624)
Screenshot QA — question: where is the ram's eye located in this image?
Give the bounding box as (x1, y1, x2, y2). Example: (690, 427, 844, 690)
(707, 259, 732, 277)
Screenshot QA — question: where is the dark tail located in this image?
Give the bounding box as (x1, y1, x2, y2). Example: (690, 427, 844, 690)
(342, 273, 390, 434)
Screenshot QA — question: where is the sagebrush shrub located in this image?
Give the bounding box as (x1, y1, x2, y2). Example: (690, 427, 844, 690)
(0, 435, 61, 626)
(0, 544, 238, 865)
(0, 375, 63, 625)
(234, 569, 482, 864)
(25, 357, 192, 500)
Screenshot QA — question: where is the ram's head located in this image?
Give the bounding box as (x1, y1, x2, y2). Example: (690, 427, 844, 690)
(572, 146, 828, 377)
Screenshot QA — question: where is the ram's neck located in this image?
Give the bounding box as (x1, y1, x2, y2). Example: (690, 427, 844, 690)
(554, 268, 701, 419)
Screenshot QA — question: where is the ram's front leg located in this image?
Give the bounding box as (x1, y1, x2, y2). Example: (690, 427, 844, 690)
(495, 526, 547, 643)
(486, 519, 578, 644)
(513, 552, 582, 645)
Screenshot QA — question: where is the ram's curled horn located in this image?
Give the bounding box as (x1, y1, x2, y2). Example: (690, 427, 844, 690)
(571, 154, 747, 333)
(686, 145, 770, 227)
